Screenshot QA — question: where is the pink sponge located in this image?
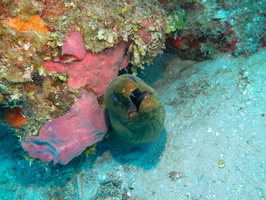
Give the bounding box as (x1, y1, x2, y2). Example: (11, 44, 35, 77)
(22, 90, 107, 165)
(44, 42, 129, 96)
(61, 31, 86, 60)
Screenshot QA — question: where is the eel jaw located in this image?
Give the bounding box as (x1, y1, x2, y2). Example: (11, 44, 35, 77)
(127, 88, 150, 119)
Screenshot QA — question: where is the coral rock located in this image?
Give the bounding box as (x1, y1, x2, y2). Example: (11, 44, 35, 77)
(22, 90, 107, 165)
(44, 42, 129, 96)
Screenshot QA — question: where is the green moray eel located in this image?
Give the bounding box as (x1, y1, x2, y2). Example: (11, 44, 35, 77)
(104, 74, 165, 148)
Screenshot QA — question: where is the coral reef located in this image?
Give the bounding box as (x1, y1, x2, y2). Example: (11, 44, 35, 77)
(167, 0, 265, 59)
(0, 0, 170, 145)
(22, 90, 107, 164)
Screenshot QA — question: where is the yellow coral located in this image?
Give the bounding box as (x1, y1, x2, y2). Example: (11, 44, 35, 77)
(83, 144, 97, 157)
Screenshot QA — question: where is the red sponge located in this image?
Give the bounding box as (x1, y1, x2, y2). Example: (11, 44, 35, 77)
(44, 42, 129, 96)
(22, 90, 107, 165)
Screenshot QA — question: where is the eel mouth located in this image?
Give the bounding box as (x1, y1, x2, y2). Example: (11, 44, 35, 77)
(127, 88, 150, 119)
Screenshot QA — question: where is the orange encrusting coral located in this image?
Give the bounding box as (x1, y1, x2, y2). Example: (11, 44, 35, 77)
(3, 107, 26, 128)
(2, 15, 48, 35)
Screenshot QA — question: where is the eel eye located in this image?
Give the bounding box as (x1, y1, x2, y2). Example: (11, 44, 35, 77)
(129, 76, 137, 82)
(112, 93, 120, 102)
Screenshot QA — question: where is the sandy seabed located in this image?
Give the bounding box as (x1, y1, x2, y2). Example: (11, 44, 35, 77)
(0, 49, 265, 200)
